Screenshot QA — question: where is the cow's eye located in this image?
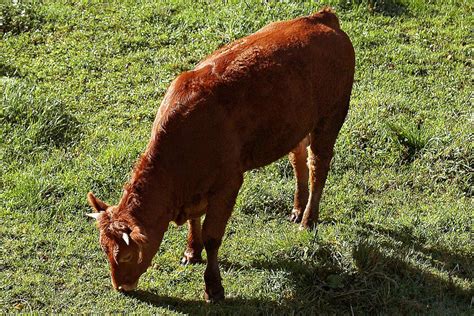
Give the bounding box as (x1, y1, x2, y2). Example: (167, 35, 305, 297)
(119, 252, 133, 263)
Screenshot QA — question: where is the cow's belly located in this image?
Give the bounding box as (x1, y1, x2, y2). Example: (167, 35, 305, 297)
(240, 124, 311, 171)
(238, 98, 316, 171)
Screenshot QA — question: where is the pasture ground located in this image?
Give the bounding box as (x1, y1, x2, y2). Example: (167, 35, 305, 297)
(1, 0, 472, 314)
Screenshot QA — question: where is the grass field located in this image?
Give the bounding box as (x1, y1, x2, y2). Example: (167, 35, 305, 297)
(1, 0, 472, 314)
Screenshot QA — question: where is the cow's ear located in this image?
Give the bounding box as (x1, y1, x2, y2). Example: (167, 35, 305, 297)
(87, 192, 109, 213)
(130, 225, 148, 263)
(130, 226, 148, 245)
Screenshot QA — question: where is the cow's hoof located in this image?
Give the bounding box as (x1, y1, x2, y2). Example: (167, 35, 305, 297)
(289, 209, 302, 223)
(299, 220, 316, 230)
(204, 286, 225, 303)
(180, 253, 203, 265)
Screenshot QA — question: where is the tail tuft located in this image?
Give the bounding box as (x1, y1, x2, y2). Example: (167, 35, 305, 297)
(309, 7, 340, 29)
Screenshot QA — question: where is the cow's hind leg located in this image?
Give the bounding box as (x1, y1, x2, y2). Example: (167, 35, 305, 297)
(288, 136, 310, 223)
(301, 112, 347, 229)
(181, 218, 204, 265)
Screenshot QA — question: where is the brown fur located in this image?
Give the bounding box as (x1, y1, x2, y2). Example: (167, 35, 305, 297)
(87, 9, 355, 301)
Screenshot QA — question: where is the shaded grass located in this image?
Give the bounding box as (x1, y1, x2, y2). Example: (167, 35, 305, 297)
(1, 0, 473, 314)
(0, 1, 45, 35)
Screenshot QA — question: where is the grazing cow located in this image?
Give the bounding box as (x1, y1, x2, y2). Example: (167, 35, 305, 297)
(86, 8, 355, 302)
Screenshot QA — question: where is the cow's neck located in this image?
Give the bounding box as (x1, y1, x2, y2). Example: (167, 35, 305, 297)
(119, 118, 195, 232)
(117, 150, 173, 234)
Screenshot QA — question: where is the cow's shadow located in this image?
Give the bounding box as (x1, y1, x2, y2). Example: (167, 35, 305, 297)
(128, 224, 472, 315)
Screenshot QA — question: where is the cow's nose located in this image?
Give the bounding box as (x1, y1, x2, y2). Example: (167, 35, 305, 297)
(117, 281, 138, 292)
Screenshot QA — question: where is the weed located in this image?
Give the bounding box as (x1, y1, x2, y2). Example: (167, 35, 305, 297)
(387, 120, 430, 162)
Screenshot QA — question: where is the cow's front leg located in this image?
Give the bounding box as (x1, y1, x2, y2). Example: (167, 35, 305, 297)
(202, 174, 243, 303)
(202, 233, 225, 302)
(181, 218, 204, 265)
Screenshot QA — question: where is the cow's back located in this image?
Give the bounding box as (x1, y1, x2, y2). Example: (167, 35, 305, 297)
(203, 10, 355, 170)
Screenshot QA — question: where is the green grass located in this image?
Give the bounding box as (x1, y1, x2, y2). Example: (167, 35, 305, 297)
(1, 0, 472, 314)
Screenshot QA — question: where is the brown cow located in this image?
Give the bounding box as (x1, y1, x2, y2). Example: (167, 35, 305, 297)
(86, 8, 354, 302)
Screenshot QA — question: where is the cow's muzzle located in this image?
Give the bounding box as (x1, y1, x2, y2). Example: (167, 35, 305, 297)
(117, 280, 138, 292)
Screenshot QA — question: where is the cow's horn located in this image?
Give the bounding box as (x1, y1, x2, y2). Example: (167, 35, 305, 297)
(122, 232, 130, 246)
(86, 213, 101, 220)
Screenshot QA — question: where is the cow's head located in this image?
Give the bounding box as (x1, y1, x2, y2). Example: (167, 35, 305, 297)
(86, 192, 161, 292)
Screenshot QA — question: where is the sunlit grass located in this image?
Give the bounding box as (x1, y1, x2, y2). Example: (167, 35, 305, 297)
(1, 0, 472, 314)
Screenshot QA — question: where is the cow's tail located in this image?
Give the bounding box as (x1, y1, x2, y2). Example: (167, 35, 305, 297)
(308, 7, 340, 29)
